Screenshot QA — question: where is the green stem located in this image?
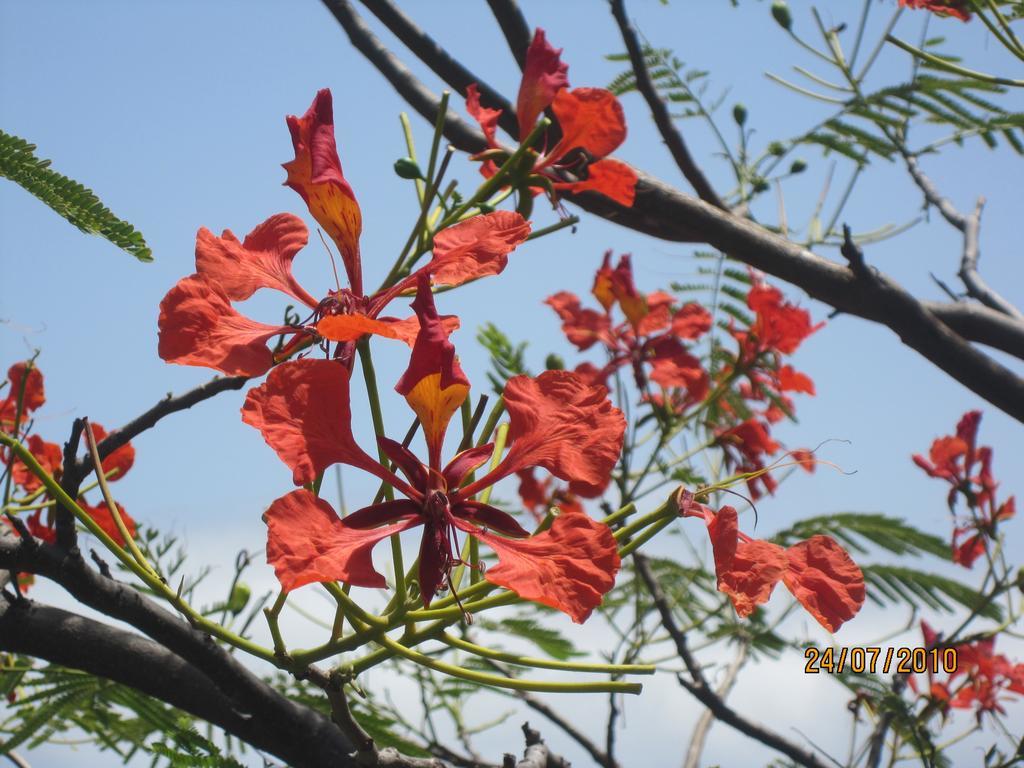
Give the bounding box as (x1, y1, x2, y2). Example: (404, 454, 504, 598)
(399, 112, 425, 203)
(440, 633, 655, 675)
(886, 35, 1024, 87)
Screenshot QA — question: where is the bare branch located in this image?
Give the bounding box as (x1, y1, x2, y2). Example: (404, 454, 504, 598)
(66, 374, 248, 486)
(0, 594, 355, 768)
(634, 554, 830, 768)
(904, 154, 1022, 320)
(485, 0, 532, 69)
(54, 417, 85, 549)
(609, 0, 725, 209)
(358, 0, 521, 139)
(321, 0, 488, 153)
(483, 659, 618, 768)
(513, 723, 570, 768)
(682, 641, 749, 768)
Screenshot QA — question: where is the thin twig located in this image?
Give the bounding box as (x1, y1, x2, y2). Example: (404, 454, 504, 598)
(609, 0, 725, 209)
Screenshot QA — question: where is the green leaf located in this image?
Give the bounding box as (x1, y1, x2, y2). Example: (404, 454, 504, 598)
(0, 129, 152, 261)
(481, 617, 584, 661)
(862, 565, 1002, 620)
(772, 513, 951, 559)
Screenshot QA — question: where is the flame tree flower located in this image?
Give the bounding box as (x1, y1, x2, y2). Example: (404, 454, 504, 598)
(159, 89, 531, 378)
(546, 252, 712, 403)
(913, 411, 1015, 567)
(242, 277, 625, 623)
(466, 29, 637, 207)
(678, 492, 865, 632)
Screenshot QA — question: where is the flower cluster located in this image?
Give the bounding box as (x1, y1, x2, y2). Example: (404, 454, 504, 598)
(913, 411, 1015, 567)
(157, 87, 630, 624)
(1, 361, 138, 588)
(546, 252, 712, 402)
(159, 89, 531, 378)
(679, 491, 865, 631)
(466, 29, 637, 208)
(910, 621, 1024, 719)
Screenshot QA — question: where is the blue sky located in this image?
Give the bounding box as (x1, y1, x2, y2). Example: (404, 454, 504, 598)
(2, 1, 1022, 766)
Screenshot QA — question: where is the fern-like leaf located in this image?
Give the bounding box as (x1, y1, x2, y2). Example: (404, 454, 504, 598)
(0, 129, 153, 261)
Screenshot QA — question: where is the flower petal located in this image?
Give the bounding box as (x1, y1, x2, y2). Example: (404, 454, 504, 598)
(265, 489, 418, 591)
(550, 88, 626, 160)
(454, 500, 530, 538)
(464, 371, 624, 495)
(671, 303, 713, 340)
(706, 506, 788, 618)
(443, 444, 495, 489)
(4, 362, 45, 412)
(158, 275, 289, 377)
(517, 29, 569, 139)
(545, 291, 612, 351)
(424, 211, 531, 287)
(553, 158, 637, 207)
(341, 498, 422, 529)
(647, 338, 709, 400)
(80, 499, 137, 547)
(394, 276, 469, 468)
(459, 510, 619, 623)
(466, 83, 501, 148)
(9, 435, 62, 493)
(378, 436, 427, 490)
(783, 535, 865, 632)
(194, 214, 316, 307)
(777, 365, 816, 395)
(283, 89, 363, 293)
(241, 358, 408, 490)
(88, 422, 135, 482)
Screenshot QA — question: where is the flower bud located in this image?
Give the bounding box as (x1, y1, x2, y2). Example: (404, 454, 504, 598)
(789, 159, 807, 174)
(772, 0, 793, 31)
(768, 141, 786, 156)
(226, 582, 252, 615)
(545, 354, 565, 371)
(393, 157, 424, 180)
(732, 104, 748, 127)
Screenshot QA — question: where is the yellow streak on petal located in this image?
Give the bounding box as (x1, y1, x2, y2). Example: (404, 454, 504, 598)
(404, 373, 469, 457)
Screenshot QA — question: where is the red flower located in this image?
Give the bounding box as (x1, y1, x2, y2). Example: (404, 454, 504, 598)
(715, 418, 781, 500)
(683, 501, 864, 632)
(466, 29, 637, 207)
(913, 411, 1015, 568)
(517, 468, 585, 524)
(898, 0, 971, 22)
(1, 362, 45, 432)
(159, 89, 531, 378)
(546, 253, 711, 406)
(244, 277, 625, 623)
(911, 621, 1024, 718)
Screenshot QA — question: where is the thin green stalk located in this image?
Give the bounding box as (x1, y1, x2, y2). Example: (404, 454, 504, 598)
(474, 398, 506, 448)
(525, 216, 579, 241)
(886, 35, 1024, 87)
(399, 112, 425, 203)
(617, 516, 675, 559)
(264, 591, 288, 657)
(371, 629, 642, 694)
(440, 633, 655, 675)
(0, 433, 279, 664)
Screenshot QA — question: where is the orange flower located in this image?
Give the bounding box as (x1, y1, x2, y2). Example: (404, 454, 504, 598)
(466, 29, 637, 207)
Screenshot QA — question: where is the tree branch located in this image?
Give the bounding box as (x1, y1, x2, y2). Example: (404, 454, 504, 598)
(357, 0, 521, 139)
(682, 641, 748, 768)
(65, 374, 248, 487)
(634, 554, 830, 768)
(609, 0, 725, 209)
(485, 0, 532, 69)
(0, 594, 355, 768)
(323, 0, 1024, 423)
(903, 154, 1022, 320)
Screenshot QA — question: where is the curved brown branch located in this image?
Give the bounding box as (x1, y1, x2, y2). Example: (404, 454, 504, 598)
(357, 0, 520, 140)
(609, 0, 724, 209)
(634, 554, 831, 768)
(0, 594, 354, 768)
(486, 0, 532, 69)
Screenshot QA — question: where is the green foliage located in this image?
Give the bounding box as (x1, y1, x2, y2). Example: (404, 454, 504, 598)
(607, 47, 722, 121)
(477, 616, 584, 661)
(0, 662, 192, 761)
(0, 129, 152, 261)
(149, 725, 247, 768)
(863, 565, 1002, 621)
(477, 323, 530, 393)
(771, 513, 951, 559)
